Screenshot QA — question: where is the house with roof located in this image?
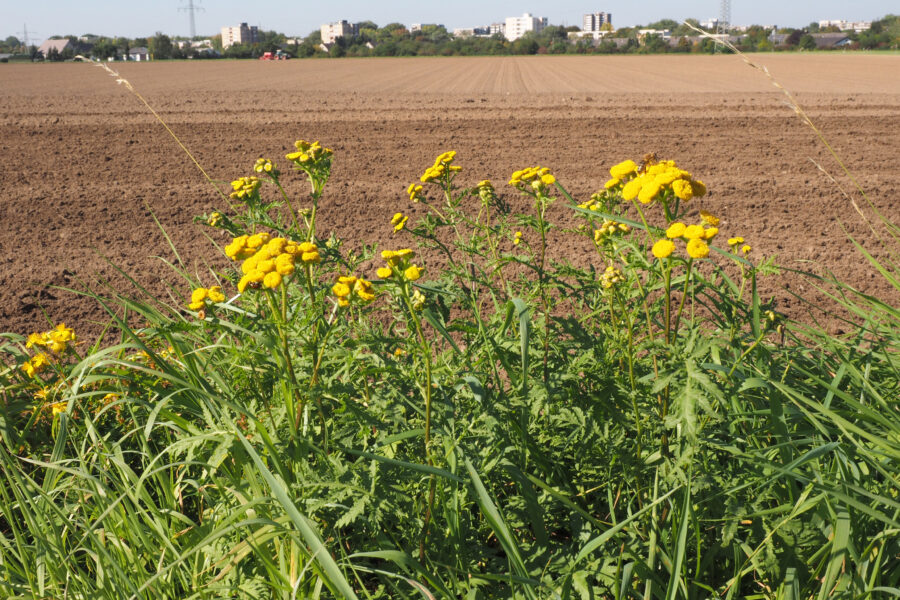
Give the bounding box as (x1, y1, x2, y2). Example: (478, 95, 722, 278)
(810, 33, 852, 49)
(37, 38, 76, 59)
(128, 47, 149, 61)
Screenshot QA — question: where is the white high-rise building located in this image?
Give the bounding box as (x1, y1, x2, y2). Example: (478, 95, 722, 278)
(221, 23, 259, 49)
(504, 13, 548, 41)
(320, 20, 358, 44)
(583, 12, 612, 32)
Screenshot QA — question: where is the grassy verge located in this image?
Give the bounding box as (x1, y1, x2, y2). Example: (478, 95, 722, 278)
(1, 63, 898, 599)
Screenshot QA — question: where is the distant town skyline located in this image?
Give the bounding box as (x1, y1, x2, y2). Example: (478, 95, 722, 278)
(4, 0, 893, 40)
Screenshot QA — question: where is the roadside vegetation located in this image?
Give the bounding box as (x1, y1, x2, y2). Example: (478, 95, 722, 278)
(1, 52, 899, 598)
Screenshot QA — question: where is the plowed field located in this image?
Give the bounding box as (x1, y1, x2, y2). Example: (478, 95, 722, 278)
(2, 55, 899, 337)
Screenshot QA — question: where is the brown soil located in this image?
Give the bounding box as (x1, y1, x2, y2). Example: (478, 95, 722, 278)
(2, 55, 899, 340)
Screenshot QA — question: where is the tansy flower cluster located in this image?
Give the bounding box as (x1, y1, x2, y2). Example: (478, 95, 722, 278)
(652, 221, 719, 259)
(21, 353, 50, 378)
(254, 158, 277, 174)
(509, 166, 556, 191)
(407, 183, 424, 202)
(391, 212, 409, 233)
(188, 286, 226, 311)
(513, 231, 523, 245)
(207, 212, 223, 227)
(230, 176, 261, 200)
(600, 265, 625, 289)
(476, 179, 494, 201)
(420, 151, 462, 184)
(594, 219, 631, 244)
(331, 275, 375, 307)
(377, 249, 422, 281)
(225, 234, 313, 293)
(728, 237, 752, 255)
(607, 159, 707, 205)
(27, 323, 77, 355)
(286, 140, 332, 168)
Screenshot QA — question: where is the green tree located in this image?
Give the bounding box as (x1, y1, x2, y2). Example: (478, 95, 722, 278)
(798, 34, 816, 50)
(149, 32, 173, 59)
(92, 38, 117, 60)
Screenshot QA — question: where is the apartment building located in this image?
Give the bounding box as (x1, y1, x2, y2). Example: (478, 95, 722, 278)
(583, 12, 612, 32)
(321, 20, 358, 44)
(505, 13, 547, 42)
(221, 23, 259, 49)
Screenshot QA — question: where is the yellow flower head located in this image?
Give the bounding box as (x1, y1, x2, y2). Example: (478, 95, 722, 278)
(477, 179, 493, 190)
(666, 222, 687, 239)
(263, 272, 283, 289)
(728, 237, 744, 247)
(741, 245, 752, 255)
(621, 177, 644, 201)
(332, 282, 351, 298)
(513, 231, 523, 245)
(376, 267, 393, 279)
(191, 288, 209, 304)
(703, 227, 719, 240)
(600, 265, 625, 289)
(229, 176, 261, 200)
(286, 140, 333, 168)
(254, 158, 276, 174)
(51, 402, 67, 416)
(411, 289, 426, 311)
(609, 159, 638, 179)
(407, 183, 424, 202)
(604, 178, 620, 190)
(638, 181, 662, 204)
(391, 212, 409, 233)
(686, 238, 710, 259)
(691, 180, 707, 197)
(671, 179, 694, 201)
(699, 210, 719, 226)
(208, 286, 226, 303)
(652, 239, 675, 259)
(354, 278, 376, 302)
(404, 265, 423, 281)
(683, 225, 705, 240)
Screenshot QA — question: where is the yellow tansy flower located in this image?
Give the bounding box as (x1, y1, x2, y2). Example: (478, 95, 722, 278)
(699, 210, 719, 226)
(652, 239, 675, 259)
(683, 225, 705, 240)
(404, 265, 423, 281)
(609, 159, 638, 179)
(666, 222, 686, 239)
(263, 272, 282, 289)
(686, 238, 710, 259)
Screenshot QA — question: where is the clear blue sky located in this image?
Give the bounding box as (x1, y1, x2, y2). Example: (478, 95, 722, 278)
(4, 1, 894, 41)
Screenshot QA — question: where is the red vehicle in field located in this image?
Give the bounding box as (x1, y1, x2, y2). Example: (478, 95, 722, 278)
(259, 50, 290, 60)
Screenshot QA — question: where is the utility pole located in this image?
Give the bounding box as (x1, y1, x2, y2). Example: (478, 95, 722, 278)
(716, 0, 732, 52)
(179, 0, 204, 38)
(17, 24, 37, 52)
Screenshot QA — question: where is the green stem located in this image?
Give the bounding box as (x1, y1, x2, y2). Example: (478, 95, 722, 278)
(273, 177, 302, 234)
(671, 259, 694, 341)
(400, 283, 435, 560)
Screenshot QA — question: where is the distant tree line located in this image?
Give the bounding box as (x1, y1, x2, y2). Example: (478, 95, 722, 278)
(2, 14, 896, 63)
